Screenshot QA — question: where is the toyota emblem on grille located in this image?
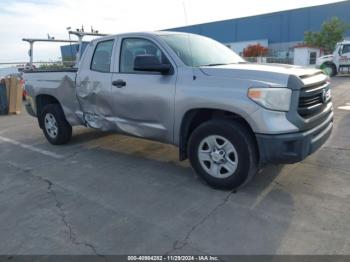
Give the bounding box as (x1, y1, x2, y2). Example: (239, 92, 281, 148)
(322, 89, 331, 103)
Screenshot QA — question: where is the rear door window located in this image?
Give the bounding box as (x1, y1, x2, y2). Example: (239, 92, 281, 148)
(91, 40, 114, 72)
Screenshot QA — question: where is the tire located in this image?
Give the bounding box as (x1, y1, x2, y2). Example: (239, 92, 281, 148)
(40, 104, 72, 145)
(188, 119, 258, 190)
(322, 63, 337, 77)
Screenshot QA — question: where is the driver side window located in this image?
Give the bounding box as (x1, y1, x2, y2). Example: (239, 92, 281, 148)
(119, 38, 167, 73)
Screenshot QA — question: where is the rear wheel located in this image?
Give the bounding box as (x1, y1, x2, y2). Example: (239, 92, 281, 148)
(40, 104, 72, 145)
(188, 119, 258, 190)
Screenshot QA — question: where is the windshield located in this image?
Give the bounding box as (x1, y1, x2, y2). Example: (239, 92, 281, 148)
(160, 34, 245, 67)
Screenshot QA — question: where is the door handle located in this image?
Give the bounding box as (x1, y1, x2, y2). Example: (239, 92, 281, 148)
(112, 79, 126, 88)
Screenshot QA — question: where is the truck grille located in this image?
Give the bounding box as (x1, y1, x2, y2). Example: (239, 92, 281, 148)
(298, 80, 330, 118)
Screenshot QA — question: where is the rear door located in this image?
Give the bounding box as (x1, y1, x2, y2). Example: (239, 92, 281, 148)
(76, 38, 116, 129)
(108, 37, 177, 143)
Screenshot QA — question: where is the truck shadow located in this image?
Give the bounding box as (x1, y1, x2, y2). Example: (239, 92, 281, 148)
(62, 128, 294, 254)
(69, 128, 113, 145)
(70, 127, 285, 193)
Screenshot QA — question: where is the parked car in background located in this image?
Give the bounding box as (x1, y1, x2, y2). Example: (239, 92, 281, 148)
(316, 40, 350, 76)
(23, 32, 333, 189)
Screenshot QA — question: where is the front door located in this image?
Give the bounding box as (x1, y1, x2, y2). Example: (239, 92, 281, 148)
(108, 37, 177, 143)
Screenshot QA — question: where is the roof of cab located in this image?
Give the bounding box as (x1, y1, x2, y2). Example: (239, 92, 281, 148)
(90, 31, 193, 43)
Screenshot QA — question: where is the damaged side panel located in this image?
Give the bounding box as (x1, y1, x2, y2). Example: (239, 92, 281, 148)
(75, 35, 177, 144)
(75, 72, 176, 143)
(24, 71, 83, 126)
(107, 72, 177, 143)
(74, 37, 119, 132)
(76, 74, 116, 131)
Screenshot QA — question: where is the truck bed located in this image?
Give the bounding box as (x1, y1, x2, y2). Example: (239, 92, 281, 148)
(23, 68, 78, 73)
(23, 70, 82, 126)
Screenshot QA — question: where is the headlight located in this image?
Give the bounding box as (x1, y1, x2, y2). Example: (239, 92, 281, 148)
(248, 87, 292, 112)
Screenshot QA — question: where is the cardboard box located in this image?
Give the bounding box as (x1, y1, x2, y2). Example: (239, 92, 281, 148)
(5, 77, 22, 114)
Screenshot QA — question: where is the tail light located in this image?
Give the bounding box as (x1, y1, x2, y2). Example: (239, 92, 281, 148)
(20, 79, 26, 100)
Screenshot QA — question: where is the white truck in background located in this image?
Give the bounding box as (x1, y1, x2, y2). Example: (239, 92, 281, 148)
(316, 40, 350, 76)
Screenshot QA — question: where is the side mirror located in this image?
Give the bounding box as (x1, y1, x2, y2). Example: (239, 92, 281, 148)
(134, 54, 171, 74)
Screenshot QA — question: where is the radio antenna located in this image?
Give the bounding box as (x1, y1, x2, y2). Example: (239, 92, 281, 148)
(182, 1, 196, 80)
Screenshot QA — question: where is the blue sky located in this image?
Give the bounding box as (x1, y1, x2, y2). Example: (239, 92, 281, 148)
(0, 0, 345, 63)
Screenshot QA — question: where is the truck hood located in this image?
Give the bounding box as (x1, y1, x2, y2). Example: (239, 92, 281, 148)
(318, 54, 334, 59)
(316, 55, 334, 65)
(200, 63, 321, 86)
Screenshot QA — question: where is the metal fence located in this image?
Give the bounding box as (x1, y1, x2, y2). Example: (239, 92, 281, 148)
(244, 57, 293, 64)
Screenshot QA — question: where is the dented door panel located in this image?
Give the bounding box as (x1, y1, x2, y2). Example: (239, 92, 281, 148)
(75, 38, 118, 130)
(76, 73, 116, 130)
(109, 73, 176, 143)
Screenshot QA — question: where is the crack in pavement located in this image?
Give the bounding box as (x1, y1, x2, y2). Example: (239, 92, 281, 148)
(273, 181, 284, 187)
(164, 190, 236, 255)
(5, 161, 106, 260)
(302, 161, 349, 173)
(42, 177, 104, 258)
(322, 146, 350, 152)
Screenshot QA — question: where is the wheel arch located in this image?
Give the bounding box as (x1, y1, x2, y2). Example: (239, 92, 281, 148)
(36, 94, 63, 129)
(321, 61, 337, 76)
(178, 108, 258, 161)
(322, 61, 336, 66)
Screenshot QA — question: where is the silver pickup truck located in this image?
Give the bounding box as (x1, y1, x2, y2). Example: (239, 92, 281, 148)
(24, 32, 333, 189)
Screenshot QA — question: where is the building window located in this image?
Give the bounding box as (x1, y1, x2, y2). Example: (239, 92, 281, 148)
(309, 52, 317, 65)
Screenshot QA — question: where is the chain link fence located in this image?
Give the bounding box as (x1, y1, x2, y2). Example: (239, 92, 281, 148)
(244, 57, 293, 64)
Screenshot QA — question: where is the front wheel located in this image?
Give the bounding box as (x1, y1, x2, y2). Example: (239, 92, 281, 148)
(188, 119, 258, 190)
(40, 104, 72, 145)
(321, 63, 337, 77)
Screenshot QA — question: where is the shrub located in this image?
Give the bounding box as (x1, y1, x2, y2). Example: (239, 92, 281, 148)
(243, 44, 268, 57)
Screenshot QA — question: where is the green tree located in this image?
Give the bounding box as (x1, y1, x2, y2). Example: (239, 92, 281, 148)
(304, 17, 349, 53)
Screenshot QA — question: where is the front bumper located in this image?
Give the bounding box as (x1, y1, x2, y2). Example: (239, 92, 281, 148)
(256, 112, 333, 164)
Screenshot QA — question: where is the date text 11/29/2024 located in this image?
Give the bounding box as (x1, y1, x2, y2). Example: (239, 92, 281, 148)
(127, 255, 219, 261)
